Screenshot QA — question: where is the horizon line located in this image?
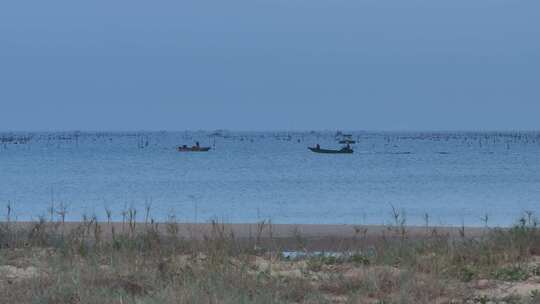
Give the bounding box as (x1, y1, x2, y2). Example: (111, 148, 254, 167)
(2, 129, 540, 133)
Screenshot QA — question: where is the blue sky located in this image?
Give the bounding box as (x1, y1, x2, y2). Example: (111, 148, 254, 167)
(1, 0, 538, 131)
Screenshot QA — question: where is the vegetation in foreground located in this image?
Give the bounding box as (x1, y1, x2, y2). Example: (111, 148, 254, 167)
(1, 209, 540, 303)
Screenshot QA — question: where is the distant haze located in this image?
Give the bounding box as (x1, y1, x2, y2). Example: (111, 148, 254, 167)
(1, 0, 539, 131)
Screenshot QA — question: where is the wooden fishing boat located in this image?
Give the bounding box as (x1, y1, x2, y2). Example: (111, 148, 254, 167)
(308, 146, 353, 154)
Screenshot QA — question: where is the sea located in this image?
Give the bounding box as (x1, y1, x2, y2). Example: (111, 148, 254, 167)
(1, 131, 539, 227)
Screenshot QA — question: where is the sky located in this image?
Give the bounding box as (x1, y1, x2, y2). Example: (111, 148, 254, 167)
(0, 0, 539, 131)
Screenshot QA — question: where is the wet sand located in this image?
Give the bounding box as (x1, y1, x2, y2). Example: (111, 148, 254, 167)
(3, 222, 486, 251)
(8, 222, 487, 243)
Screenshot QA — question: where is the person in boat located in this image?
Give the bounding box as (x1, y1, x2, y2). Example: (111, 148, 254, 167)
(196, 142, 200, 147)
(316, 144, 320, 150)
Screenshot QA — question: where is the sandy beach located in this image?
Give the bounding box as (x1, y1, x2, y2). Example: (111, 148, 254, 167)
(7, 221, 488, 252)
(10, 221, 487, 238)
(2, 218, 540, 303)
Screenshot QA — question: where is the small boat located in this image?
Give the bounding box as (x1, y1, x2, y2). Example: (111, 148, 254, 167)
(177, 143, 211, 152)
(308, 146, 353, 154)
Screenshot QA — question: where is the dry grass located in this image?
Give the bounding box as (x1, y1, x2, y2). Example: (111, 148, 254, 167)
(2, 211, 540, 303)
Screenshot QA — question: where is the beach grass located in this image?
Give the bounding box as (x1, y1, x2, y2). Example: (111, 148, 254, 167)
(1, 208, 540, 303)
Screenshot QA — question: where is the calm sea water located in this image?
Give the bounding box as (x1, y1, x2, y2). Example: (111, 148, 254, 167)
(1, 131, 539, 226)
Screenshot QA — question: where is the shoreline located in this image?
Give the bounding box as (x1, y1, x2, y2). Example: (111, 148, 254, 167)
(4, 221, 488, 239)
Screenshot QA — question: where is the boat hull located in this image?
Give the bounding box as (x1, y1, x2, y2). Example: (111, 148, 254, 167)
(177, 147, 211, 152)
(308, 147, 353, 154)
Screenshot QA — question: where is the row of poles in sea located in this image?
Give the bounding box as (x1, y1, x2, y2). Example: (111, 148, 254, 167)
(2, 131, 540, 151)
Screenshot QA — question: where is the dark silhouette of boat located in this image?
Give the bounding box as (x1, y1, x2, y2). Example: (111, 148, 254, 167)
(177, 146, 210, 152)
(308, 146, 353, 154)
(177, 142, 210, 152)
